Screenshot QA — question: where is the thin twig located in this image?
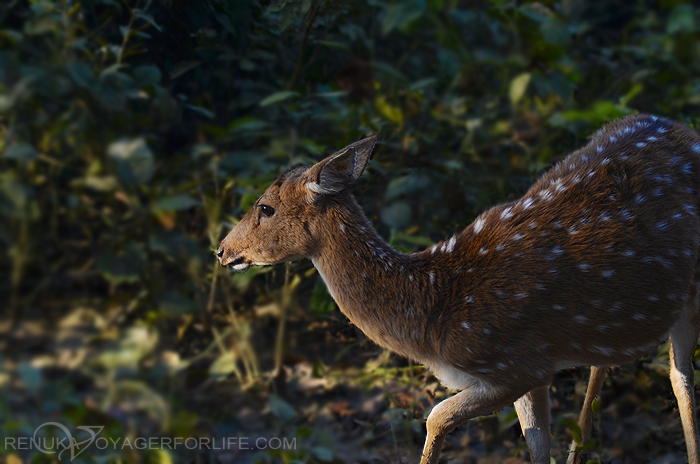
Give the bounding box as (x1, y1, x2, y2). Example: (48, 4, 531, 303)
(287, 3, 322, 90)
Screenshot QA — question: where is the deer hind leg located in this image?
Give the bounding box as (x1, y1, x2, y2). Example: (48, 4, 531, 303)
(514, 386, 551, 464)
(567, 366, 607, 464)
(420, 384, 526, 464)
(670, 282, 700, 464)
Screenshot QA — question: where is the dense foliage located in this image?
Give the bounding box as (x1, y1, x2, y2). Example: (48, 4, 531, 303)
(2, 0, 700, 462)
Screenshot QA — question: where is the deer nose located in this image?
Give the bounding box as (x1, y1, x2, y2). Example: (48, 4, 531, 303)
(216, 247, 225, 259)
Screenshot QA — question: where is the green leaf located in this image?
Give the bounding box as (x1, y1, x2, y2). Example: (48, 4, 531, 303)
(24, 15, 60, 36)
(134, 10, 162, 31)
(549, 101, 633, 129)
(667, 5, 694, 35)
(191, 144, 216, 158)
(375, 96, 404, 125)
(108, 138, 155, 185)
(0, 29, 23, 43)
(0, 178, 33, 219)
(151, 194, 201, 212)
(98, 328, 158, 370)
(259, 91, 299, 106)
(145, 449, 173, 464)
(314, 40, 350, 51)
(229, 117, 268, 133)
(3, 143, 38, 161)
(133, 65, 162, 86)
(159, 292, 198, 316)
(560, 417, 582, 445)
(382, 0, 426, 35)
(169, 61, 201, 80)
(541, 18, 570, 47)
(381, 201, 412, 229)
(71, 175, 119, 192)
(185, 104, 215, 119)
(209, 351, 239, 381)
(385, 173, 430, 201)
(311, 446, 334, 462)
(17, 363, 43, 394)
(268, 394, 295, 422)
(96, 241, 148, 284)
(518, 4, 550, 23)
(310, 277, 335, 318)
(372, 61, 408, 83)
(68, 62, 95, 88)
(509, 73, 531, 105)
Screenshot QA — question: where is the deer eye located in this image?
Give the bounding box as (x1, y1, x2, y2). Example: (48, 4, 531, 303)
(259, 204, 275, 217)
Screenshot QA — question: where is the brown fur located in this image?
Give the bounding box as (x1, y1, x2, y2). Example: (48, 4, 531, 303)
(218, 116, 700, 463)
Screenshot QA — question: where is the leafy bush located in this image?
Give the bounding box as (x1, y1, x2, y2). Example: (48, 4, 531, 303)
(2, 0, 700, 462)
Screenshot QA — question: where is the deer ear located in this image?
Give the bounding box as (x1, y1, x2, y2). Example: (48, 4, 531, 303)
(307, 134, 379, 195)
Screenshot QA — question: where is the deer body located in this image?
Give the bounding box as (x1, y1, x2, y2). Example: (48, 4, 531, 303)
(218, 115, 700, 463)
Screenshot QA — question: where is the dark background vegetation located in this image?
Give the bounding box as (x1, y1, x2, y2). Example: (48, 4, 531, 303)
(2, 0, 700, 462)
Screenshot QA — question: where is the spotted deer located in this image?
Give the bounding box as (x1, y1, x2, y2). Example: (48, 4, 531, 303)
(217, 115, 700, 464)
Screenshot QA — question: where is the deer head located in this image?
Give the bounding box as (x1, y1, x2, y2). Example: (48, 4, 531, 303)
(216, 134, 379, 270)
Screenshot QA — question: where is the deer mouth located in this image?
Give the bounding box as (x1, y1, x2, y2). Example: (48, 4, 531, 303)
(217, 247, 251, 271)
(228, 256, 250, 271)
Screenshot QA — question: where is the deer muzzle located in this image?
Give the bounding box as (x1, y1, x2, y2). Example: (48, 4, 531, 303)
(216, 246, 250, 270)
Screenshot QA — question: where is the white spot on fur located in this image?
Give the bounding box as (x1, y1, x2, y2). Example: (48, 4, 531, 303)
(465, 296, 475, 303)
(462, 321, 472, 330)
(602, 269, 615, 278)
(474, 217, 486, 234)
(578, 263, 590, 271)
(429, 271, 435, 284)
(539, 190, 554, 201)
(501, 207, 513, 220)
(522, 198, 534, 210)
(478, 247, 489, 255)
(445, 236, 457, 253)
(574, 315, 587, 323)
(512, 232, 525, 241)
(339, 223, 346, 233)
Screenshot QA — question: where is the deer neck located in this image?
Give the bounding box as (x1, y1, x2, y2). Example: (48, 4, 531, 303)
(310, 200, 439, 361)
